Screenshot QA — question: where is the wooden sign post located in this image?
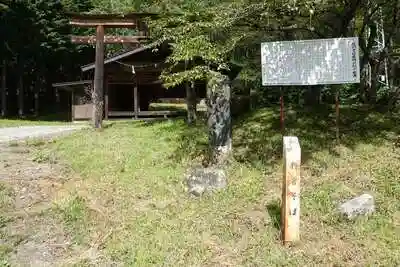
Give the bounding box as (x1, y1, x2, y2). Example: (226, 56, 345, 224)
(282, 136, 301, 244)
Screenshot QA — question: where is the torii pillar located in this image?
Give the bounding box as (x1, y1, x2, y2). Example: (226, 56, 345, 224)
(69, 13, 151, 128)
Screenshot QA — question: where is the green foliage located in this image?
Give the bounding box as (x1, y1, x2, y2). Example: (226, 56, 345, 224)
(145, 0, 399, 106)
(162, 66, 209, 87)
(147, 0, 269, 85)
(60, 196, 86, 224)
(56, 195, 89, 245)
(0, 0, 399, 111)
(62, 0, 93, 13)
(0, 0, 95, 116)
(2, 0, 69, 56)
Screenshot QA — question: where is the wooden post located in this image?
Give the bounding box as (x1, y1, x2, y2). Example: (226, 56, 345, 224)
(282, 136, 301, 244)
(104, 77, 109, 120)
(1, 61, 6, 117)
(92, 25, 105, 128)
(335, 89, 340, 144)
(134, 85, 138, 119)
(18, 74, 24, 117)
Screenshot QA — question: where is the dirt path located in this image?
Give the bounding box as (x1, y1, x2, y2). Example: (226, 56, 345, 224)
(0, 125, 86, 143)
(0, 127, 117, 266)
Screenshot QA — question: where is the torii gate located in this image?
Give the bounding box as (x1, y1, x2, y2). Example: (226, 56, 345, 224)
(68, 12, 155, 128)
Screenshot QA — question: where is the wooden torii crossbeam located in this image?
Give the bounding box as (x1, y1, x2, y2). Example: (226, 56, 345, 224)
(68, 12, 156, 128)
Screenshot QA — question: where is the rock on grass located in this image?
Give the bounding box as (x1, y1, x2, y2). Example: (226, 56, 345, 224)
(338, 193, 375, 219)
(185, 167, 227, 197)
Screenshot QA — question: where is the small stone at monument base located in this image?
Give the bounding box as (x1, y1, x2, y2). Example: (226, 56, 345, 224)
(185, 167, 227, 197)
(338, 193, 375, 219)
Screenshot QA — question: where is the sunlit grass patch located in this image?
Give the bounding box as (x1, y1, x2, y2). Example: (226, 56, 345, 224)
(0, 119, 68, 128)
(41, 106, 400, 266)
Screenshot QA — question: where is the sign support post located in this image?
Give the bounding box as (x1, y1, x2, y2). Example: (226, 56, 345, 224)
(280, 87, 285, 135)
(335, 87, 340, 145)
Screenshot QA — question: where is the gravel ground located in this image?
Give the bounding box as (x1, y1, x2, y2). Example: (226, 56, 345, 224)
(0, 124, 116, 266)
(0, 125, 87, 143)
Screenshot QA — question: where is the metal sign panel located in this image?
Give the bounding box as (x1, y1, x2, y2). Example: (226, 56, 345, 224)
(261, 37, 360, 86)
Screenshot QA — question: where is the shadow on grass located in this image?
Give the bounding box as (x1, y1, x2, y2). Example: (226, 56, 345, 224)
(1, 112, 71, 123)
(233, 104, 400, 167)
(134, 104, 400, 169)
(266, 200, 281, 230)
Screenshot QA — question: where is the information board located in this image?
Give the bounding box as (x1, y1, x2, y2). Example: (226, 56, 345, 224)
(261, 37, 360, 86)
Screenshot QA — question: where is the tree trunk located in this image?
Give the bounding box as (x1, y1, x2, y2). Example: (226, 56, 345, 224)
(92, 25, 105, 128)
(207, 72, 232, 164)
(368, 59, 379, 104)
(388, 36, 400, 110)
(360, 62, 370, 103)
(186, 80, 197, 124)
(1, 60, 6, 117)
(18, 73, 24, 117)
(34, 76, 41, 117)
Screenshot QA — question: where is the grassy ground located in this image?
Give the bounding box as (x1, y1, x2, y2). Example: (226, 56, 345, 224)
(0, 103, 201, 128)
(2, 105, 400, 266)
(0, 112, 74, 127)
(0, 119, 69, 128)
